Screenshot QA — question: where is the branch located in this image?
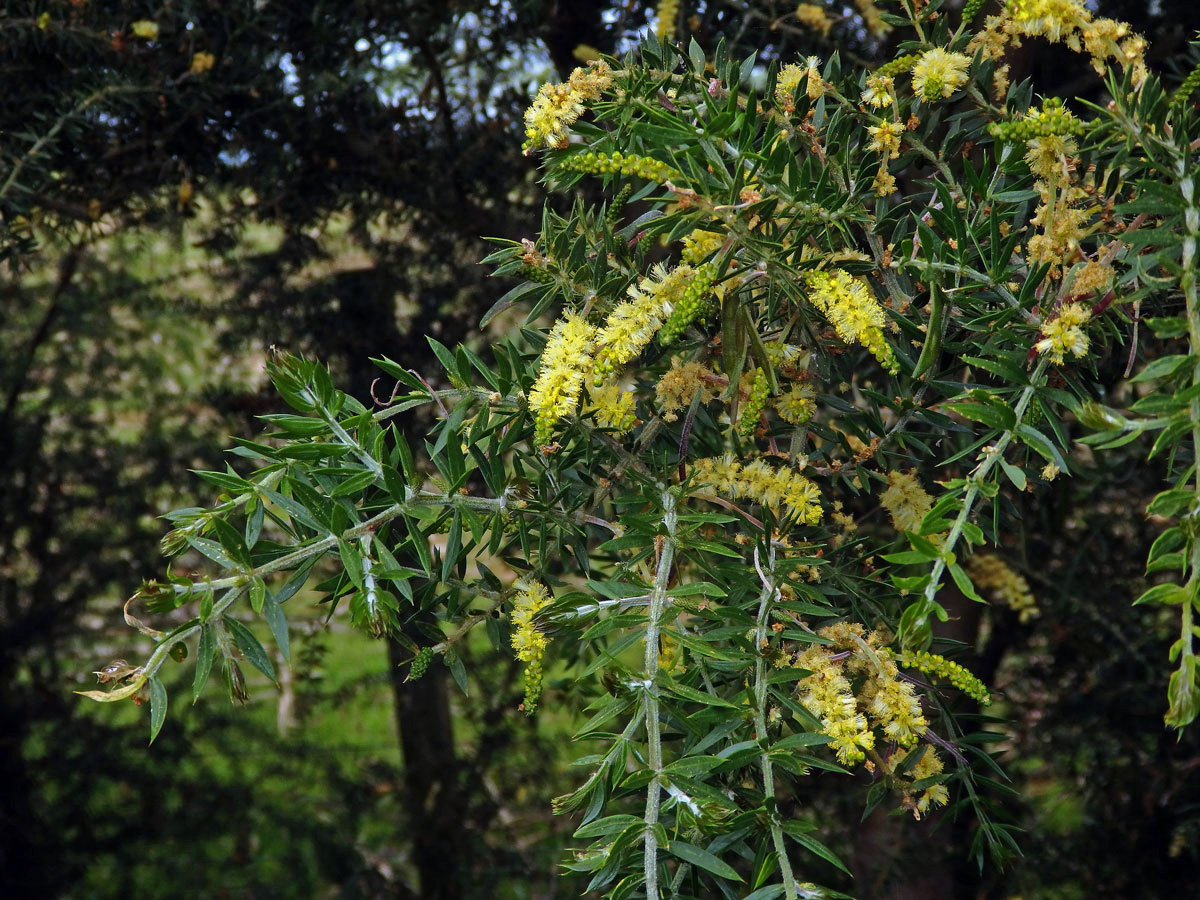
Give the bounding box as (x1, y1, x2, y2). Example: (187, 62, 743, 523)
(642, 489, 678, 898)
(752, 546, 797, 900)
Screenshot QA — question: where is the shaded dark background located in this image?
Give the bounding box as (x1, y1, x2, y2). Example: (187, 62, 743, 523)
(3, 2, 1200, 897)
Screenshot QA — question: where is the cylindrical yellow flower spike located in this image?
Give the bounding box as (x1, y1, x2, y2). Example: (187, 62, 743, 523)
(530, 313, 597, 447)
(805, 269, 898, 372)
(737, 368, 770, 438)
(691, 457, 822, 525)
(511, 579, 554, 713)
(899, 650, 990, 705)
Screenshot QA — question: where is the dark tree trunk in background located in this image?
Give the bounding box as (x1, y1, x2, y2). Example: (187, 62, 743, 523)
(386, 639, 467, 900)
(319, 264, 471, 899)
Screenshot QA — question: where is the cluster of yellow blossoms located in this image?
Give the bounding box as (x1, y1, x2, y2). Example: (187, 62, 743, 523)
(190, 52, 216, 75)
(967, 553, 1040, 623)
(691, 457, 823, 525)
(522, 62, 613, 152)
(681, 228, 725, 265)
(1013, 102, 1100, 272)
(530, 263, 718, 446)
(593, 264, 699, 382)
(776, 58, 827, 112)
(794, 641, 877, 765)
(879, 469, 936, 535)
(789, 624, 992, 816)
(805, 269, 898, 373)
(1069, 261, 1114, 298)
(1028, 184, 1092, 267)
(860, 73, 895, 110)
(970, 0, 1147, 88)
(1036, 301, 1091, 364)
(890, 745, 950, 817)
(131, 19, 159, 39)
(864, 103, 904, 196)
(655, 359, 719, 421)
(867, 119, 904, 159)
(655, 0, 679, 41)
(910, 48, 972, 101)
(854, 0, 891, 38)
(588, 380, 638, 435)
(511, 580, 554, 712)
(775, 383, 816, 425)
(792, 624, 946, 815)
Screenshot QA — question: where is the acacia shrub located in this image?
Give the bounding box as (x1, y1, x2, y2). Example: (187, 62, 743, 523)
(84, 3, 1200, 896)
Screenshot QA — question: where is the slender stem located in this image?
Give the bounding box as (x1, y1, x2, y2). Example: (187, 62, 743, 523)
(1174, 163, 1200, 724)
(915, 359, 1050, 625)
(141, 582, 250, 681)
(171, 484, 513, 598)
(752, 546, 796, 900)
(326, 411, 384, 480)
(360, 535, 380, 626)
(642, 490, 678, 899)
(171, 500, 409, 595)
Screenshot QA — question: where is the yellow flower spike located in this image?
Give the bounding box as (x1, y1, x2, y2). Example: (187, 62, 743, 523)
(655, 360, 718, 421)
(872, 165, 898, 197)
(865, 670, 928, 747)
(1069, 261, 1114, 298)
(511, 579, 554, 713)
(690, 457, 822, 525)
(804, 269, 898, 372)
(795, 3, 833, 37)
(592, 263, 694, 383)
(131, 19, 159, 40)
(970, 0, 1147, 88)
(794, 646, 875, 765)
(879, 469, 935, 535)
(588, 380, 638, 435)
(861, 74, 895, 109)
(656, 0, 680, 42)
(190, 52, 216, 75)
(968, 553, 1040, 623)
(804, 56, 827, 101)
(775, 383, 816, 425)
(854, 0, 891, 38)
(867, 119, 905, 160)
(893, 745, 949, 818)
(681, 228, 726, 265)
(775, 63, 806, 113)
(529, 313, 597, 447)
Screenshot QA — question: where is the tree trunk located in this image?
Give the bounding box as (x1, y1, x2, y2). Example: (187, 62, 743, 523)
(323, 264, 472, 899)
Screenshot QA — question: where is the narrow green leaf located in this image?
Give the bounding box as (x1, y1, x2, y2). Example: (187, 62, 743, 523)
(149, 678, 168, 744)
(949, 562, 984, 602)
(224, 616, 276, 682)
(668, 840, 743, 882)
(193, 624, 215, 703)
(785, 828, 851, 875)
(263, 594, 291, 662)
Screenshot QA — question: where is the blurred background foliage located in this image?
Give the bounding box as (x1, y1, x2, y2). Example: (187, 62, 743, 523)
(2, 1, 1200, 897)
